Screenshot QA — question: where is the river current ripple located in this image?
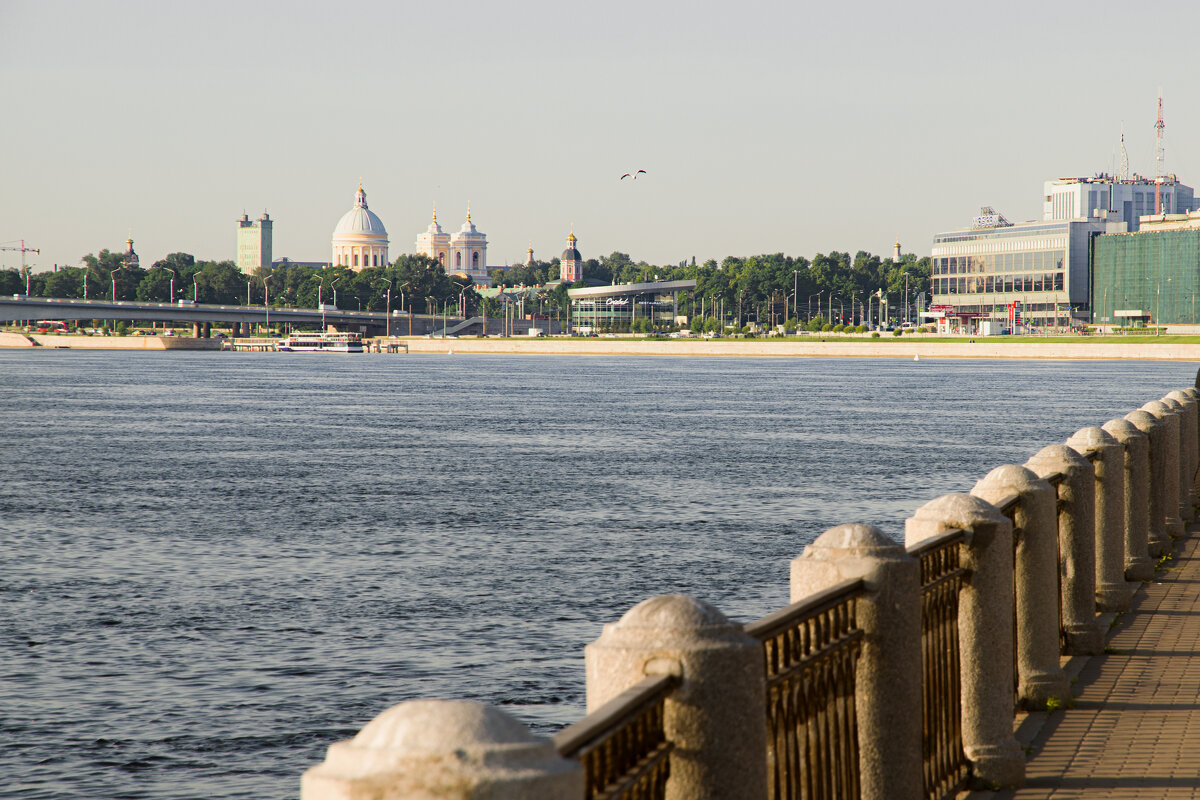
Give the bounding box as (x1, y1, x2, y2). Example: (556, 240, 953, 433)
(0, 351, 1191, 799)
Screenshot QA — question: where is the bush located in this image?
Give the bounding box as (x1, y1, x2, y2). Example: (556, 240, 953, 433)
(116, 321, 129, 336)
(871, 332, 880, 338)
(893, 328, 903, 337)
(821, 323, 832, 332)
(856, 324, 868, 333)
(832, 324, 844, 333)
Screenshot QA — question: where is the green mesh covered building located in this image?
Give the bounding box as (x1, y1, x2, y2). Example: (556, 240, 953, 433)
(1093, 228, 1200, 326)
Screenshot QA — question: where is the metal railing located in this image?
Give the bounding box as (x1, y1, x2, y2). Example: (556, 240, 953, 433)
(554, 673, 677, 800)
(745, 577, 866, 800)
(907, 529, 972, 800)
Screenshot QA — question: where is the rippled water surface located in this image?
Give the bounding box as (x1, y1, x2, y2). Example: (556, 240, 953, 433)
(1, 350, 1194, 799)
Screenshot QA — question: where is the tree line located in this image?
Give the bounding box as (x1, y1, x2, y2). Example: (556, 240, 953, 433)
(1, 246, 930, 326)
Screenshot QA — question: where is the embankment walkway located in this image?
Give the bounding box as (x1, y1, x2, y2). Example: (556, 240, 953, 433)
(979, 528, 1200, 799)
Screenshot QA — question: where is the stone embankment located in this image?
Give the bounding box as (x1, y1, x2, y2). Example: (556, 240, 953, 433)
(299, 377, 1200, 800)
(402, 336, 1200, 359)
(0, 332, 219, 350)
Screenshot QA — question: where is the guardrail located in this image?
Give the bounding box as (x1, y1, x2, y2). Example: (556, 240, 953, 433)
(554, 674, 677, 800)
(746, 578, 866, 800)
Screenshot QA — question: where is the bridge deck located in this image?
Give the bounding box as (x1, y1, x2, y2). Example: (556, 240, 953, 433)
(973, 529, 1200, 799)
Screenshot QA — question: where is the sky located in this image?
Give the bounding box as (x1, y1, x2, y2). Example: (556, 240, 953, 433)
(4, 0, 1200, 273)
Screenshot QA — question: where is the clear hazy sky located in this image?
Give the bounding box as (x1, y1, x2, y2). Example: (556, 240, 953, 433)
(4, 0, 1199, 272)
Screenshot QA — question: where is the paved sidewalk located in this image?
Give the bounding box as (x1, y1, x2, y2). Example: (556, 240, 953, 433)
(984, 531, 1200, 799)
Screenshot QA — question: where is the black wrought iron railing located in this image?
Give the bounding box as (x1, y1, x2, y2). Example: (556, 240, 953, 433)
(908, 528, 971, 800)
(554, 673, 678, 800)
(745, 577, 866, 800)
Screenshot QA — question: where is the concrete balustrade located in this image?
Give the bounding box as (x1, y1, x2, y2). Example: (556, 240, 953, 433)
(791, 524, 923, 800)
(907, 494, 1024, 788)
(1101, 418, 1154, 581)
(585, 594, 767, 800)
(1125, 410, 1171, 557)
(1066, 427, 1133, 612)
(1141, 400, 1185, 537)
(297, 382, 1200, 800)
(1165, 391, 1198, 520)
(300, 700, 582, 800)
(1026, 445, 1103, 655)
(1161, 396, 1192, 523)
(971, 465, 1068, 708)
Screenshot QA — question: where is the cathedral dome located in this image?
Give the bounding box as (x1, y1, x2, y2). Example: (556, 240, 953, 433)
(333, 185, 388, 238)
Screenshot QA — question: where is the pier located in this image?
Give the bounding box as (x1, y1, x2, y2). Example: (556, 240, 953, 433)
(298, 374, 1200, 800)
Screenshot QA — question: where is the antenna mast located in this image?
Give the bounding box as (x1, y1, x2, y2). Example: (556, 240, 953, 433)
(1119, 124, 1129, 182)
(1155, 88, 1165, 214)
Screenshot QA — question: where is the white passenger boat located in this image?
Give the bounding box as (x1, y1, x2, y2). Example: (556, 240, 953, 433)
(275, 332, 364, 353)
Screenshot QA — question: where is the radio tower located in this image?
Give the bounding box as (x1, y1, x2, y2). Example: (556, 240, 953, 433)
(1155, 88, 1165, 214)
(1119, 124, 1129, 181)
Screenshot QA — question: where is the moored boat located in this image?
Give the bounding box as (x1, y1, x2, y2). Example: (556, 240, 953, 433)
(275, 332, 364, 353)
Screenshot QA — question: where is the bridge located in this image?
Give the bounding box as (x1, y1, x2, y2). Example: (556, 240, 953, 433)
(0, 295, 435, 335)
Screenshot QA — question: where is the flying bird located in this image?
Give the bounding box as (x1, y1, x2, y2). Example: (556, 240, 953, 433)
(620, 170, 647, 180)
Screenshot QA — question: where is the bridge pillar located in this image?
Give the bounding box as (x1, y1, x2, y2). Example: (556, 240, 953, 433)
(1102, 419, 1154, 581)
(585, 594, 767, 800)
(906, 495, 1024, 789)
(1026, 444, 1103, 655)
(1126, 410, 1171, 556)
(972, 466, 1068, 708)
(794, 524, 923, 800)
(193, 322, 202, 338)
(300, 700, 581, 799)
(203, 322, 211, 338)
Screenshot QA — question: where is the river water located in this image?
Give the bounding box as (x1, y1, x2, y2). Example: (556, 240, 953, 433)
(1, 351, 1193, 799)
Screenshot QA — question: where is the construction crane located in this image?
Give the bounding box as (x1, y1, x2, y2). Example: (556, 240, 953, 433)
(0, 239, 40, 272)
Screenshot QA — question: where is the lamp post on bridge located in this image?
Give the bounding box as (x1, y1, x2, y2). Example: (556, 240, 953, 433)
(807, 291, 822, 323)
(165, 268, 176, 303)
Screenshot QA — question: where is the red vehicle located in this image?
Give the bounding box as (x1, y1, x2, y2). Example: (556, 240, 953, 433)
(35, 320, 69, 333)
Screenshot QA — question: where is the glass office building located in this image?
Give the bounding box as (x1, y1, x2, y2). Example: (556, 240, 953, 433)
(929, 214, 1114, 332)
(1093, 228, 1200, 326)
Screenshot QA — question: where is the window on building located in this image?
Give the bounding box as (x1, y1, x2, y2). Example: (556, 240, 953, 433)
(456, 252, 462, 268)
(472, 252, 479, 268)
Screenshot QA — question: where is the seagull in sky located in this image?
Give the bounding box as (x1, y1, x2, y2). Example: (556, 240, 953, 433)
(620, 170, 647, 180)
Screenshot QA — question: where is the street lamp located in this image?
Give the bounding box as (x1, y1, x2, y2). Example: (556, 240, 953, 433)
(193, 277, 199, 303)
(165, 268, 176, 302)
(332, 277, 342, 309)
(807, 291, 822, 322)
(792, 269, 801, 323)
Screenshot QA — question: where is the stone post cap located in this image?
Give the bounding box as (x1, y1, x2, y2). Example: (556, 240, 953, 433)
(1066, 426, 1118, 452)
(1141, 400, 1173, 417)
(1101, 418, 1145, 441)
(1166, 390, 1195, 406)
(803, 522, 904, 557)
(973, 464, 1048, 496)
(1162, 396, 1185, 412)
(910, 492, 1007, 530)
(1125, 409, 1164, 432)
(597, 594, 754, 649)
(301, 700, 580, 799)
(1026, 443, 1091, 475)
(1177, 387, 1199, 400)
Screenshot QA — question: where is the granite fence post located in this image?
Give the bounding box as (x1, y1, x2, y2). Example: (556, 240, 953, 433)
(1183, 387, 1200, 504)
(1141, 400, 1185, 537)
(906, 495, 1024, 789)
(1164, 392, 1197, 520)
(1066, 427, 1133, 612)
(300, 700, 583, 800)
(1101, 418, 1154, 581)
(585, 594, 767, 800)
(971, 466, 1069, 708)
(1126, 409, 1171, 556)
(1026, 445, 1103, 655)
(790, 524, 923, 800)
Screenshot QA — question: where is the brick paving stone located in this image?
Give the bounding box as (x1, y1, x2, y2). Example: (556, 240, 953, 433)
(970, 532, 1200, 800)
